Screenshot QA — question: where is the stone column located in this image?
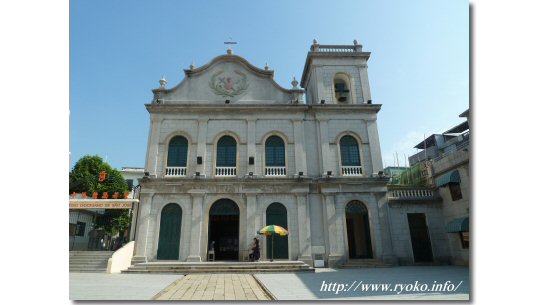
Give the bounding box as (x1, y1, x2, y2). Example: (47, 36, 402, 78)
(145, 117, 163, 177)
(186, 192, 204, 262)
(375, 191, 397, 264)
(324, 193, 344, 267)
(296, 194, 313, 265)
(132, 192, 154, 264)
(196, 119, 208, 176)
(245, 194, 257, 245)
(366, 119, 383, 175)
(247, 119, 256, 175)
(293, 119, 307, 176)
(358, 64, 371, 104)
(318, 119, 330, 175)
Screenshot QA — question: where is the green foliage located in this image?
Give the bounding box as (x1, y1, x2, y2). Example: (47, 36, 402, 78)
(69, 155, 129, 196)
(94, 209, 131, 236)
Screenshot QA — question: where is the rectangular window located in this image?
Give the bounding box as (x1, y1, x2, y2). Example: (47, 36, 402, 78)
(459, 231, 469, 249)
(75, 221, 86, 237)
(126, 179, 133, 190)
(449, 182, 463, 201)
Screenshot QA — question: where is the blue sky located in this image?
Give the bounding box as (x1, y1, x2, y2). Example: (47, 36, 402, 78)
(70, 0, 469, 170)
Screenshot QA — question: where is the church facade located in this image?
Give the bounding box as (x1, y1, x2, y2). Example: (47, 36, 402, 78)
(131, 40, 398, 267)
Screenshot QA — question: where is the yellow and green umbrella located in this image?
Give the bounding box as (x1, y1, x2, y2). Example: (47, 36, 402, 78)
(257, 225, 288, 261)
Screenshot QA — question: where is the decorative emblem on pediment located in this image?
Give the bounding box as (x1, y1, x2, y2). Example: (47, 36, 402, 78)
(209, 70, 249, 97)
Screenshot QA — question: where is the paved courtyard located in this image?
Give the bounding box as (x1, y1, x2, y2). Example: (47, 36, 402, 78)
(153, 274, 271, 300)
(255, 266, 469, 301)
(69, 266, 469, 301)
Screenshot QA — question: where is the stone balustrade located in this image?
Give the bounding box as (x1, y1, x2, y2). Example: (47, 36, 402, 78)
(215, 167, 237, 177)
(341, 166, 362, 176)
(265, 166, 286, 177)
(165, 166, 187, 177)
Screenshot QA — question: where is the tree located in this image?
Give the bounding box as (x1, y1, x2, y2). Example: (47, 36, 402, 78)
(69, 155, 130, 247)
(69, 155, 129, 196)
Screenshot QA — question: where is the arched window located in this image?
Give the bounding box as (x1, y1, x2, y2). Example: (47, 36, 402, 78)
(265, 136, 286, 176)
(166, 136, 188, 176)
(340, 135, 362, 176)
(334, 75, 350, 103)
(216, 136, 237, 176)
(216, 136, 237, 167)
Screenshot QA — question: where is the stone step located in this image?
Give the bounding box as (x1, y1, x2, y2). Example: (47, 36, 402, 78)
(123, 261, 314, 274)
(69, 251, 114, 273)
(70, 262, 108, 268)
(340, 260, 393, 268)
(69, 268, 107, 273)
(70, 252, 114, 257)
(123, 268, 313, 274)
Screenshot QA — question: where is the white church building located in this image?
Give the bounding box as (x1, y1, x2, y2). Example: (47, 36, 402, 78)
(130, 40, 421, 267)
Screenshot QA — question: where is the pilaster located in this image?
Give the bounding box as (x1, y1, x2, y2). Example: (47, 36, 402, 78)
(318, 119, 330, 175)
(131, 192, 154, 264)
(296, 194, 313, 265)
(292, 119, 307, 175)
(186, 193, 204, 262)
(247, 119, 256, 175)
(145, 117, 163, 177)
(196, 119, 208, 175)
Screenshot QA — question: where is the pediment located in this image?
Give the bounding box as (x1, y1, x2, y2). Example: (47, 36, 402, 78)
(153, 54, 303, 105)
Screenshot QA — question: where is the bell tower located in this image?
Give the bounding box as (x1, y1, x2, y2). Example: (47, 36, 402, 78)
(300, 39, 373, 105)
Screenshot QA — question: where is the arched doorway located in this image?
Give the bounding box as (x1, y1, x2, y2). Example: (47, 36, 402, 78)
(266, 202, 289, 259)
(208, 199, 240, 260)
(157, 203, 182, 260)
(345, 201, 373, 259)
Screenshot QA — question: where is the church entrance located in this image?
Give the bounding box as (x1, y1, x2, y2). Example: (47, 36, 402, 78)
(208, 199, 240, 261)
(345, 200, 373, 259)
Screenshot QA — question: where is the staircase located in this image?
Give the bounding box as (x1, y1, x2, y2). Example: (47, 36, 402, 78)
(339, 259, 394, 269)
(122, 261, 314, 274)
(69, 251, 113, 273)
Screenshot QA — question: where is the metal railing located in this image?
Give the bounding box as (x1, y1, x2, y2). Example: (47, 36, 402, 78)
(388, 188, 435, 200)
(312, 45, 359, 52)
(165, 167, 187, 177)
(341, 166, 363, 176)
(215, 167, 237, 177)
(265, 166, 286, 177)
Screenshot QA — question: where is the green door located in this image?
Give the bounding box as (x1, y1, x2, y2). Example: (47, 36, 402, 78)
(266, 202, 288, 259)
(157, 203, 182, 260)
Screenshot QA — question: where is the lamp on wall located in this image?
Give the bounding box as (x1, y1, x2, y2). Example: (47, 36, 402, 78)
(225, 99, 230, 104)
(320, 99, 325, 104)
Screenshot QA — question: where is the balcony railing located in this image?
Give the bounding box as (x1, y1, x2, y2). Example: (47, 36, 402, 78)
(265, 166, 286, 177)
(165, 167, 187, 177)
(388, 188, 436, 200)
(341, 166, 363, 176)
(215, 167, 237, 177)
